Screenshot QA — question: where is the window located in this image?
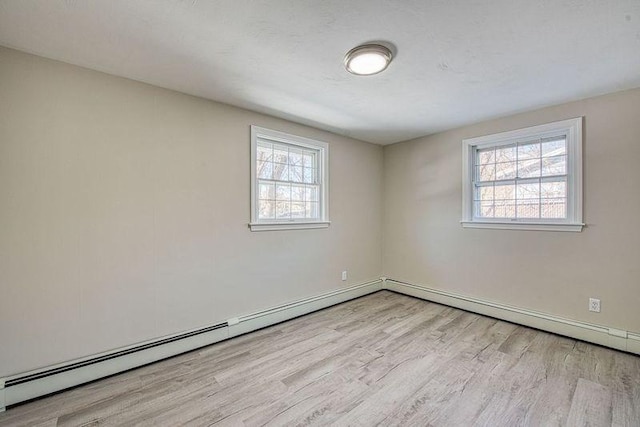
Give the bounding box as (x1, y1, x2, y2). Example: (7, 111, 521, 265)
(461, 118, 583, 232)
(250, 126, 329, 231)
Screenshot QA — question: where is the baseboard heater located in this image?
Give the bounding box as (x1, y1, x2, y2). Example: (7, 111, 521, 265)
(1, 279, 382, 411)
(385, 278, 640, 357)
(1, 322, 229, 410)
(6, 323, 229, 389)
(5, 276, 634, 412)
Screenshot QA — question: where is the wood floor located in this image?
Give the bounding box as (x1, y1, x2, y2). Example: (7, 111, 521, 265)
(1, 291, 639, 426)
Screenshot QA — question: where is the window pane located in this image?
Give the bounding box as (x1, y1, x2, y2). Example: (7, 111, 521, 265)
(476, 164, 495, 182)
(474, 200, 497, 218)
(289, 148, 303, 166)
(273, 163, 289, 181)
(518, 159, 541, 178)
(306, 202, 319, 219)
(276, 183, 291, 200)
(257, 161, 273, 179)
(259, 182, 275, 200)
(517, 200, 540, 218)
(258, 200, 274, 219)
(494, 183, 515, 201)
(476, 185, 494, 201)
(289, 166, 303, 183)
(517, 182, 540, 201)
(305, 186, 319, 202)
(495, 145, 516, 162)
(472, 144, 563, 220)
(518, 142, 541, 160)
(494, 199, 516, 218)
(303, 153, 315, 168)
(276, 201, 290, 219)
(273, 146, 288, 164)
(478, 201, 495, 218)
(542, 138, 566, 157)
(303, 167, 316, 184)
(291, 185, 305, 201)
(477, 148, 495, 165)
(541, 180, 566, 198)
(495, 161, 517, 180)
(541, 198, 566, 218)
(257, 143, 273, 162)
(291, 202, 306, 218)
(542, 155, 566, 176)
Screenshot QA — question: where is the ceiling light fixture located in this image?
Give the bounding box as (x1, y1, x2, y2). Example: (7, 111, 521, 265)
(344, 44, 393, 76)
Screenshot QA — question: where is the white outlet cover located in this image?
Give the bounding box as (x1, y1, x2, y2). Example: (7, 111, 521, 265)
(341, 271, 347, 281)
(589, 298, 601, 312)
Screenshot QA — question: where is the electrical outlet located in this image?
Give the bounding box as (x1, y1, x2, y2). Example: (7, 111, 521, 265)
(589, 298, 601, 313)
(341, 271, 347, 281)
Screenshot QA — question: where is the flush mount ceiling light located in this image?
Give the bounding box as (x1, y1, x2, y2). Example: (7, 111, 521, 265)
(344, 44, 393, 76)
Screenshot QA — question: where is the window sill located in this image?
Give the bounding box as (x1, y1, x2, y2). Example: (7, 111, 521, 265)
(460, 220, 584, 232)
(249, 221, 331, 232)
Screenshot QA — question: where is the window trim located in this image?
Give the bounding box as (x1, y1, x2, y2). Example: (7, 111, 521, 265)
(249, 125, 330, 231)
(461, 117, 583, 232)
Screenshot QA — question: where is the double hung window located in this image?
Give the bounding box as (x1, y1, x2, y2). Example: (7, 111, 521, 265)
(250, 126, 329, 231)
(461, 118, 583, 231)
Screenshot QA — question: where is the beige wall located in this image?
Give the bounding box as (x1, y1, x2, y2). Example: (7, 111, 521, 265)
(0, 47, 383, 377)
(3, 43, 639, 378)
(383, 88, 640, 333)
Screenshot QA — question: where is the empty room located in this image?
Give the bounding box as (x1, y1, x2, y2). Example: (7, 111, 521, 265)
(1, 1, 639, 425)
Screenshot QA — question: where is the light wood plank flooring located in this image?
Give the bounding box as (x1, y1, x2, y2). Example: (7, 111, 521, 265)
(1, 291, 639, 426)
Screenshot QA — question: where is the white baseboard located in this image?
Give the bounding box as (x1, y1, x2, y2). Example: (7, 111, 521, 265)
(228, 279, 383, 338)
(2, 326, 229, 409)
(0, 380, 5, 413)
(0, 279, 382, 411)
(384, 278, 639, 356)
(628, 333, 640, 354)
(2, 276, 632, 412)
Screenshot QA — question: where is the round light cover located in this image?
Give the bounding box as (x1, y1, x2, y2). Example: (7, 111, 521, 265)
(344, 44, 393, 76)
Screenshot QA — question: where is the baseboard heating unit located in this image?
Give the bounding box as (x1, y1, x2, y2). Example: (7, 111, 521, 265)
(0, 279, 383, 411)
(2, 277, 637, 412)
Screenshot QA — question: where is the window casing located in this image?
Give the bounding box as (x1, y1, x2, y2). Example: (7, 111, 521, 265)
(461, 118, 583, 232)
(250, 126, 329, 231)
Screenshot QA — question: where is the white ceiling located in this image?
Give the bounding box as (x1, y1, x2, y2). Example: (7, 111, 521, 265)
(1, 1, 639, 145)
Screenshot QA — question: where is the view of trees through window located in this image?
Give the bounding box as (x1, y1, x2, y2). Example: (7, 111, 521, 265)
(256, 140, 320, 220)
(474, 136, 568, 219)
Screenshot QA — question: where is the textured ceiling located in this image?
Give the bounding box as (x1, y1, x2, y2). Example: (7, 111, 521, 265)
(0, 0, 639, 145)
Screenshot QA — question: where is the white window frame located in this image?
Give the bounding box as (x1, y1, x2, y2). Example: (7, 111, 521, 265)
(461, 117, 583, 232)
(249, 125, 330, 231)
